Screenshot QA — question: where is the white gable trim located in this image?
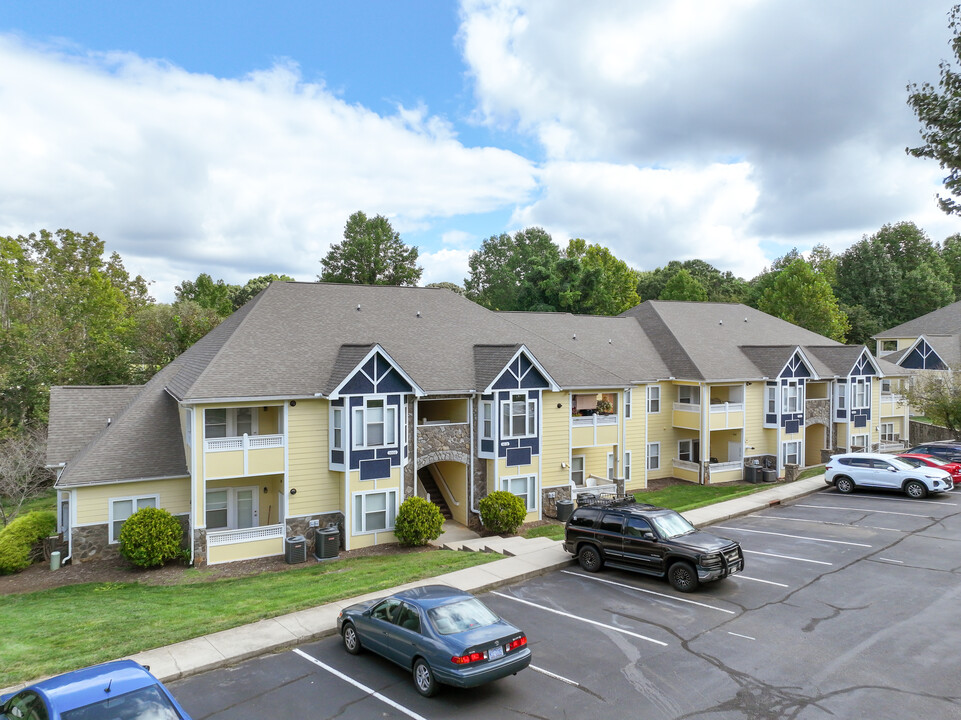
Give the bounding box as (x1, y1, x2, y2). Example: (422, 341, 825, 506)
(776, 346, 820, 380)
(483, 345, 561, 393)
(328, 343, 426, 399)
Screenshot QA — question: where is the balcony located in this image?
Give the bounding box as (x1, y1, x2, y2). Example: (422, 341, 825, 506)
(708, 402, 744, 430)
(204, 433, 286, 479)
(571, 413, 618, 446)
(206, 523, 285, 565)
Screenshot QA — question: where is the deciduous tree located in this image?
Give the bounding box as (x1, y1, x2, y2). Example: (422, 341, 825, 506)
(758, 258, 849, 342)
(0, 426, 53, 526)
(319, 212, 422, 286)
(903, 372, 961, 435)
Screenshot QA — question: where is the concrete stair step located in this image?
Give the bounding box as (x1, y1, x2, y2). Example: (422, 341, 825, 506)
(441, 535, 560, 555)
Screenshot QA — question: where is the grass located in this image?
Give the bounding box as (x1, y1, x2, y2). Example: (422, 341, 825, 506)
(796, 465, 825, 481)
(633, 483, 766, 512)
(524, 523, 565, 541)
(0, 549, 501, 687)
(1, 488, 57, 525)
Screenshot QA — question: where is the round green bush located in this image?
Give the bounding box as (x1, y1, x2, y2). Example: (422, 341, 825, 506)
(479, 490, 527, 535)
(394, 496, 444, 546)
(119, 507, 184, 568)
(0, 511, 57, 575)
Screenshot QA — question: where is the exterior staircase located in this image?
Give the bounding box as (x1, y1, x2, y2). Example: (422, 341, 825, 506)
(418, 466, 453, 520)
(438, 534, 561, 556)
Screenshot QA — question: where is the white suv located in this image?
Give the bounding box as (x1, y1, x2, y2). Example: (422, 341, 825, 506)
(825, 452, 953, 499)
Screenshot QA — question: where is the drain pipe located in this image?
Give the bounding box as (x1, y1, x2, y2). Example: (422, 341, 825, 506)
(470, 393, 479, 516)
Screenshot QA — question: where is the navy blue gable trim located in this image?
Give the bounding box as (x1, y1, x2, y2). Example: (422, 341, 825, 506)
(901, 340, 947, 370)
(340, 351, 414, 396)
(520, 370, 549, 389)
(492, 352, 550, 390)
(378, 366, 413, 393)
(341, 373, 375, 396)
(851, 352, 876, 376)
(780, 351, 812, 378)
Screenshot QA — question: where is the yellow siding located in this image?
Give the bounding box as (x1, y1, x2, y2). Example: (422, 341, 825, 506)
(710, 467, 743, 484)
(674, 465, 699, 483)
(496, 457, 537, 476)
(288, 399, 338, 516)
(433, 461, 469, 526)
(572, 445, 613, 478)
(205, 451, 245, 479)
(75, 478, 190, 526)
(247, 447, 284, 475)
(672, 407, 700, 430)
(208, 536, 283, 564)
(709, 409, 744, 430)
(623, 387, 647, 492)
(541, 391, 570, 489)
(645, 382, 675, 481)
(743, 384, 774, 456)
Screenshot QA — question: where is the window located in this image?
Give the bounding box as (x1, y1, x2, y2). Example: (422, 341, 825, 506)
(353, 489, 398, 534)
(204, 407, 259, 439)
(352, 398, 397, 449)
(626, 517, 653, 537)
(881, 340, 898, 352)
(110, 495, 157, 543)
(850, 433, 869, 451)
(625, 388, 632, 419)
(766, 386, 777, 415)
(599, 513, 623, 533)
(501, 392, 535, 439)
(881, 379, 892, 394)
(852, 378, 870, 409)
(184, 409, 192, 446)
(480, 400, 493, 441)
(782, 441, 801, 466)
(501, 475, 536, 511)
(782, 382, 802, 413)
(836, 383, 847, 411)
(647, 386, 660, 413)
(678, 439, 698, 462)
(205, 408, 227, 438)
(647, 442, 660, 470)
(607, 452, 615, 479)
(624, 451, 631, 481)
(678, 386, 700, 405)
(206, 490, 228, 529)
(881, 422, 895, 442)
(331, 407, 344, 451)
(571, 456, 585, 485)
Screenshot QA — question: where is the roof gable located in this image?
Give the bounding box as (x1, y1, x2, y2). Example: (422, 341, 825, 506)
(483, 345, 559, 393)
(328, 344, 423, 398)
(899, 336, 948, 370)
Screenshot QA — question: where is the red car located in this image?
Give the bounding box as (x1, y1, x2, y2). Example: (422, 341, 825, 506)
(898, 453, 961, 486)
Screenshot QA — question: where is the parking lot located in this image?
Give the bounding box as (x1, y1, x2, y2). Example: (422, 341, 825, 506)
(170, 487, 961, 719)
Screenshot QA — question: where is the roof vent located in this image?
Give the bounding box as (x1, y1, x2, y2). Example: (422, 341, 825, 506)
(356, 304, 361, 311)
(106, 417, 112, 427)
(744, 317, 748, 322)
(572, 334, 577, 340)
(608, 339, 612, 344)
(416, 311, 421, 318)
(718, 320, 723, 325)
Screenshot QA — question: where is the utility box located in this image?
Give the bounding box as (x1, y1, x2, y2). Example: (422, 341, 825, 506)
(314, 527, 340, 560)
(285, 535, 307, 564)
(556, 499, 574, 523)
(761, 469, 777, 483)
(744, 465, 759, 484)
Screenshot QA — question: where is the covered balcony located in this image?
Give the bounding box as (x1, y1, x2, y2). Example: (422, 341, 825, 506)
(203, 475, 286, 565)
(571, 392, 619, 446)
(203, 406, 285, 480)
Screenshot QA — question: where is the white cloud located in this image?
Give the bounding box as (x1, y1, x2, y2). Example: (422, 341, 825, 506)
(0, 36, 537, 300)
(420, 247, 472, 287)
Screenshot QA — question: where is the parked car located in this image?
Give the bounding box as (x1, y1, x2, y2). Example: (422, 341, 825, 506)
(897, 453, 961, 486)
(904, 441, 961, 464)
(337, 584, 531, 697)
(562, 497, 744, 592)
(825, 452, 953, 498)
(0, 659, 191, 720)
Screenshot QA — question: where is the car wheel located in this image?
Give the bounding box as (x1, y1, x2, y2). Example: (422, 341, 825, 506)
(578, 545, 603, 572)
(835, 476, 854, 494)
(413, 658, 439, 697)
(668, 561, 699, 593)
(904, 480, 928, 499)
(342, 622, 361, 655)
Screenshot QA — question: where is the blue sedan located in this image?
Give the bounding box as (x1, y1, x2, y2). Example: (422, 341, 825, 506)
(337, 584, 531, 697)
(0, 660, 191, 719)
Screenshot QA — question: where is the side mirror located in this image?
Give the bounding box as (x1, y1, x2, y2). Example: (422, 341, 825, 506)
(888, 466, 898, 472)
(642, 531, 657, 540)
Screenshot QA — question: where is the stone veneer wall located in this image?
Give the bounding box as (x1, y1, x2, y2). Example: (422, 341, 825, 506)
(541, 485, 572, 519)
(287, 512, 344, 555)
(805, 398, 831, 428)
(73, 514, 189, 564)
(910, 421, 956, 444)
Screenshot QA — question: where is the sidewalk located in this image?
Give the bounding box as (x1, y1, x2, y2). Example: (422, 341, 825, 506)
(30, 476, 830, 689)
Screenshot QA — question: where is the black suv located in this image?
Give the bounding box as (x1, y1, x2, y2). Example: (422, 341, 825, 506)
(905, 441, 961, 463)
(562, 497, 744, 592)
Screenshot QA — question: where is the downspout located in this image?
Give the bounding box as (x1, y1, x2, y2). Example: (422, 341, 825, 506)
(470, 394, 478, 515)
(344, 400, 351, 552)
(700, 382, 707, 485)
(413, 397, 419, 499)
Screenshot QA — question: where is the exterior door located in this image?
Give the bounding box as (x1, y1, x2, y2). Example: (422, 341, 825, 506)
(622, 516, 666, 573)
(235, 488, 259, 529)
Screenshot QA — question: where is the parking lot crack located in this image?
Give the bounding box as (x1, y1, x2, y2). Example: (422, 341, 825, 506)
(801, 601, 868, 633)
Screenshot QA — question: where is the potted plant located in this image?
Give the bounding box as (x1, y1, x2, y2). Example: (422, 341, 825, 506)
(595, 399, 613, 415)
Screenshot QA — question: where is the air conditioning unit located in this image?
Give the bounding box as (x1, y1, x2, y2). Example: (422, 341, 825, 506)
(285, 535, 307, 564)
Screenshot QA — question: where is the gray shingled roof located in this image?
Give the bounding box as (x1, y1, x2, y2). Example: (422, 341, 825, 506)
(875, 300, 961, 338)
(473, 345, 522, 391)
(738, 346, 798, 379)
(47, 385, 142, 467)
(55, 362, 188, 487)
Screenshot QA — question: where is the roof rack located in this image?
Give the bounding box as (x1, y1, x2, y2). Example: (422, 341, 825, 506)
(576, 493, 642, 508)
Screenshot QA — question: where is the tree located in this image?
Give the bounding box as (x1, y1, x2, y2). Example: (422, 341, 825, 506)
(231, 274, 296, 310)
(319, 211, 422, 285)
(425, 281, 465, 295)
(659, 268, 708, 301)
(175, 273, 237, 317)
(903, 372, 961, 435)
(757, 258, 849, 342)
(907, 5, 961, 215)
(941, 233, 961, 299)
(638, 260, 748, 304)
(465, 228, 560, 310)
(0, 427, 53, 526)
(565, 240, 641, 315)
(126, 301, 223, 380)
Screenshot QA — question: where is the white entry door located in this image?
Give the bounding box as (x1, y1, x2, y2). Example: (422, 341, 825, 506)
(728, 442, 743, 463)
(236, 487, 259, 528)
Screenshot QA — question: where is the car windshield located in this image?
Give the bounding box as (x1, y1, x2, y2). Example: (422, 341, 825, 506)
(650, 511, 696, 539)
(887, 457, 914, 471)
(427, 598, 499, 635)
(921, 456, 950, 466)
(62, 684, 182, 720)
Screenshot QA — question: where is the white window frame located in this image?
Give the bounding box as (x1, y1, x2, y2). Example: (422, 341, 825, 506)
(678, 385, 700, 405)
(501, 475, 536, 512)
(678, 439, 696, 462)
(184, 409, 193, 447)
(352, 488, 399, 534)
(500, 392, 536, 439)
(204, 407, 259, 439)
(331, 406, 344, 452)
(835, 382, 847, 411)
(881, 340, 898, 353)
(205, 486, 259, 530)
(647, 442, 660, 470)
(480, 399, 493, 443)
(624, 451, 632, 481)
(109, 494, 159, 543)
(352, 396, 398, 450)
(850, 433, 870, 452)
(624, 389, 632, 419)
(852, 378, 870, 409)
(766, 386, 777, 415)
(607, 452, 615, 479)
(881, 378, 892, 394)
(782, 440, 801, 466)
(571, 455, 585, 485)
(781, 382, 802, 414)
(647, 386, 660, 413)
(880, 422, 895, 442)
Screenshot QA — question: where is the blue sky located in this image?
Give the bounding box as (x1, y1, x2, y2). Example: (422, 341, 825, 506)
(2, 1, 960, 301)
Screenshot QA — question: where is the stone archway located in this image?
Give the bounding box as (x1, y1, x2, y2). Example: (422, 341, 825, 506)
(416, 451, 471, 527)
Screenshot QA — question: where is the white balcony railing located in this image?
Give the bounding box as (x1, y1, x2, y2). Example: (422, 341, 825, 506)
(205, 433, 285, 452)
(709, 460, 743, 473)
(673, 402, 700, 413)
(572, 414, 618, 427)
(673, 459, 699, 472)
(207, 523, 285, 547)
(709, 402, 744, 413)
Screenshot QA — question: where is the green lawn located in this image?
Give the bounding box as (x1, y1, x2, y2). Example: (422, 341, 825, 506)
(0, 550, 501, 687)
(633, 483, 766, 512)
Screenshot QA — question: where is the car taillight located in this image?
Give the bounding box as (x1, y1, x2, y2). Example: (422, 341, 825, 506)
(508, 635, 527, 651)
(451, 651, 486, 665)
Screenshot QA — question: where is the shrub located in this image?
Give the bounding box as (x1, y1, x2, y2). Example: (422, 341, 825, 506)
(0, 510, 56, 575)
(393, 496, 445, 546)
(479, 491, 527, 535)
(119, 507, 183, 568)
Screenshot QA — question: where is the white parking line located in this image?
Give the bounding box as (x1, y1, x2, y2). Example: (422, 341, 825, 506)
(530, 665, 581, 686)
(743, 550, 832, 566)
(818, 490, 958, 506)
(878, 557, 904, 564)
(293, 648, 429, 720)
(713, 526, 872, 547)
(728, 632, 756, 641)
(759, 515, 907, 532)
(795, 503, 932, 518)
(491, 591, 668, 646)
(560, 570, 736, 614)
(735, 575, 789, 587)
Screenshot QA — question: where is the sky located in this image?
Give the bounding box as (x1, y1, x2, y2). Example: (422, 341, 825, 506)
(2, 1, 961, 302)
